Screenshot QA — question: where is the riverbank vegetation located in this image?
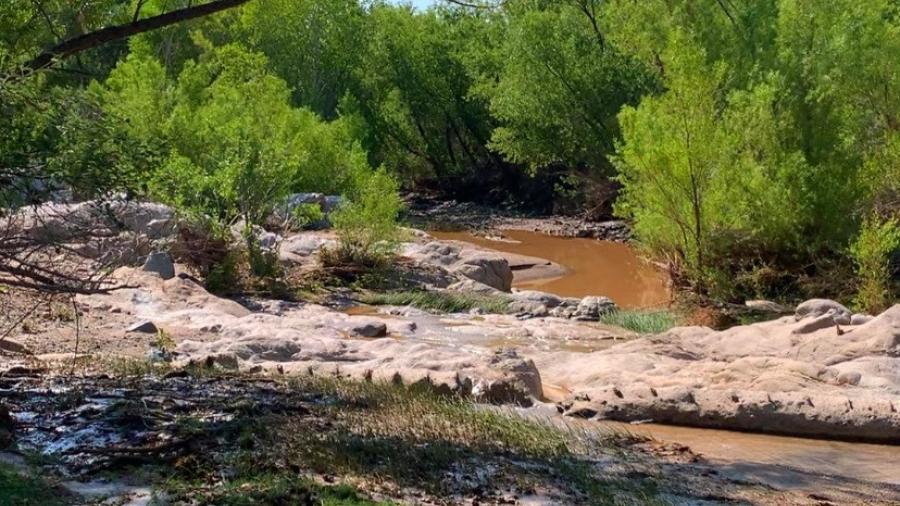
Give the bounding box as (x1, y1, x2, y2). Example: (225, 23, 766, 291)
(3, 0, 900, 309)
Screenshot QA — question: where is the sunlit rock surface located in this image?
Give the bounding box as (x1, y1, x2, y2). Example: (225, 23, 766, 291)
(539, 303, 900, 442)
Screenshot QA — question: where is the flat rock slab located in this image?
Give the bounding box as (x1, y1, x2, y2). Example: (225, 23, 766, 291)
(537, 305, 900, 442)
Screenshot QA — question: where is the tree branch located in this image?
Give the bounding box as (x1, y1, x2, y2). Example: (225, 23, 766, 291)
(20, 0, 252, 75)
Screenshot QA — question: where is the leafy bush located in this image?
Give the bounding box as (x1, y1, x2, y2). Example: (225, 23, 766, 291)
(99, 41, 373, 229)
(289, 203, 326, 230)
(324, 169, 402, 267)
(850, 215, 900, 314)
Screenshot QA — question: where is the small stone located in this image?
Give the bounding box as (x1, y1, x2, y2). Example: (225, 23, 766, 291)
(0, 338, 31, 355)
(574, 296, 616, 321)
(837, 371, 862, 386)
(127, 321, 159, 334)
(349, 321, 388, 338)
(142, 251, 175, 280)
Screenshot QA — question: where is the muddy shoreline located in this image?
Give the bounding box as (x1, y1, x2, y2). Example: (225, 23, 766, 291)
(404, 196, 631, 241)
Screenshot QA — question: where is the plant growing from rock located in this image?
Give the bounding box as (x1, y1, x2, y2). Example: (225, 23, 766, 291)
(324, 169, 403, 269)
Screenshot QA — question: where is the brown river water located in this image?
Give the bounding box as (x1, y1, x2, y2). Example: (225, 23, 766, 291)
(427, 229, 900, 494)
(431, 229, 670, 308)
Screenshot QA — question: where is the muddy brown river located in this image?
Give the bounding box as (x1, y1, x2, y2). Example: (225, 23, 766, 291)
(431, 229, 670, 308)
(429, 229, 900, 496)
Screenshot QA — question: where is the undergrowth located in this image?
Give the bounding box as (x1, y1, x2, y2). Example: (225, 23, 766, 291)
(0, 462, 67, 506)
(98, 366, 660, 505)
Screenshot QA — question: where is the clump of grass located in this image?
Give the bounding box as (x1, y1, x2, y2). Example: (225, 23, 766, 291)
(358, 290, 512, 314)
(164, 475, 392, 506)
(264, 376, 656, 504)
(0, 462, 67, 506)
(599, 309, 679, 334)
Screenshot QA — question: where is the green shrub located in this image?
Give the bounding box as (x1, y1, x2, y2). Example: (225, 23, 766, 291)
(850, 215, 900, 314)
(325, 169, 402, 267)
(205, 251, 241, 295)
(0, 463, 64, 506)
(289, 202, 326, 230)
(247, 243, 281, 279)
(99, 41, 373, 230)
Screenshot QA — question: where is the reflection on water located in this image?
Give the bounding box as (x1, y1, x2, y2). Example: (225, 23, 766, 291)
(431, 230, 670, 308)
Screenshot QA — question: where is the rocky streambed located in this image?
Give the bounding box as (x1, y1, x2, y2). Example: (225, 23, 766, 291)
(5, 199, 900, 503)
(65, 265, 900, 444)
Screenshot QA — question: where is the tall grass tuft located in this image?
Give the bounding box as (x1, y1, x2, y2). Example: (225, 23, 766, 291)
(599, 309, 678, 334)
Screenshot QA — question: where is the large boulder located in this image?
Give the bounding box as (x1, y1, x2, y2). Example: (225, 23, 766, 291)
(142, 252, 175, 280)
(453, 255, 513, 292)
(404, 241, 513, 292)
(278, 233, 336, 265)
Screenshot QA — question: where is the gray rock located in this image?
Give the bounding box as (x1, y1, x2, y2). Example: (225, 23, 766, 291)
(574, 296, 616, 320)
(837, 371, 862, 386)
(851, 313, 875, 326)
(278, 234, 335, 265)
(447, 279, 503, 294)
(404, 241, 514, 292)
(127, 321, 159, 334)
(509, 301, 549, 318)
(0, 338, 31, 355)
(349, 321, 388, 338)
(145, 218, 175, 240)
(142, 252, 175, 280)
(258, 231, 281, 251)
(322, 195, 344, 213)
(795, 299, 852, 323)
(511, 290, 563, 308)
(453, 254, 513, 292)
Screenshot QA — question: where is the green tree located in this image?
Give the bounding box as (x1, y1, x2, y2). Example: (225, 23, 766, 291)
(99, 41, 374, 227)
(352, 5, 495, 184)
(476, 2, 653, 174)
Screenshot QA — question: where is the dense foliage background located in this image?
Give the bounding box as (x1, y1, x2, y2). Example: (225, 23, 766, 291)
(4, 0, 900, 307)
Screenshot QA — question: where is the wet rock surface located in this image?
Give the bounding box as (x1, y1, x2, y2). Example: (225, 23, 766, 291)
(539, 302, 900, 442)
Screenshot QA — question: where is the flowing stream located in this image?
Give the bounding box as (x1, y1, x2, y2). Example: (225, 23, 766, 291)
(428, 229, 900, 493)
(431, 229, 670, 308)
